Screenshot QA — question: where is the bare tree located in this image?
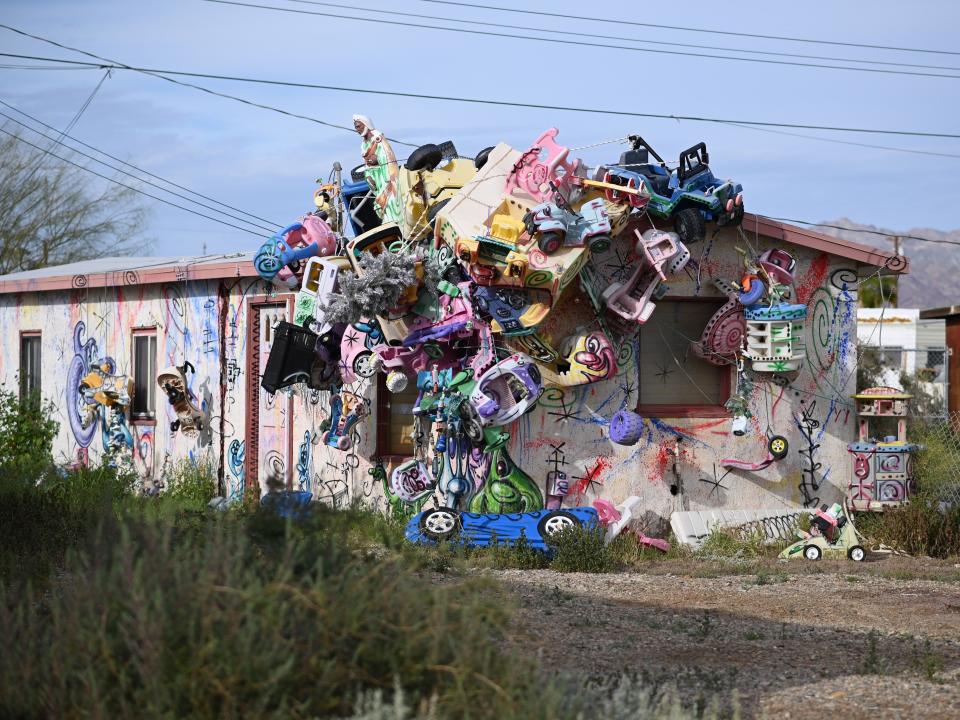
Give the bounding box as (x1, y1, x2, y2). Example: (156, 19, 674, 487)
(0, 133, 148, 274)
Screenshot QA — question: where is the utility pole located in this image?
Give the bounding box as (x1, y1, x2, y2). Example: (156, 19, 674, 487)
(890, 235, 900, 308)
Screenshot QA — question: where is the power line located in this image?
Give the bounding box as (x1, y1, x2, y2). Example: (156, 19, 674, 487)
(0, 127, 269, 238)
(278, 0, 960, 73)
(2, 50, 958, 141)
(412, 0, 960, 57)
(0, 25, 419, 148)
(0, 98, 283, 230)
(199, 0, 960, 81)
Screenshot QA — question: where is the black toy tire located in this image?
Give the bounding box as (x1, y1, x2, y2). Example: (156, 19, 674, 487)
(537, 510, 582, 545)
(674, 208, 706, 244)
(538, 231, 563, 254)
(459, 403, 485, 444)
(170, 420, 180, 432)
(589, 233, 611, 253)
(419, 507, 461, 541)
(474, 146, 495, 170)
(427, 198, 450, 228)
(405, 143, 443, 172)
(768, 435, 789, 460)
(353, 351, 377, 378)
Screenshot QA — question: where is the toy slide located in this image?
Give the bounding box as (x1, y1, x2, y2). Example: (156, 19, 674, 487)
(721, 435, 788, 471)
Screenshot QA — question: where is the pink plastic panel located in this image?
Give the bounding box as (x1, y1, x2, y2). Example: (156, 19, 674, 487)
(505, 128, 580, 203)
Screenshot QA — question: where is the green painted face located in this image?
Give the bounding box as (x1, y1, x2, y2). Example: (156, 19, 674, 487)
(468, 445, 543, 514)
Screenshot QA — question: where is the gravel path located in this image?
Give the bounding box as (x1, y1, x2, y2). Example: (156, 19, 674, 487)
(476, 562, 960, 718)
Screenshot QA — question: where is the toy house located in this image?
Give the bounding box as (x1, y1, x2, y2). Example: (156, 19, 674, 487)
(847, 386, 918, 512)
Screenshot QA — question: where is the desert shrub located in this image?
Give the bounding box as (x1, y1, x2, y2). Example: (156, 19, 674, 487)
(0, 513, 573, 720)
(0, 464, 133, 583)
(856, 500, 960, 558)
(550, 524, 615, 573)
(163, 456, 218, 507)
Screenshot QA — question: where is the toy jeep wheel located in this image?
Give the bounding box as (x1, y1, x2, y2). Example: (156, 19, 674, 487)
(405, 143, 443, 172)
(803, 544, 822, 561)
(674, 208, 706, 243)
(353, 351, 377, 378)
(538, 231, 563, 254)
(848, 545, 866, 562)
(337, 435, 351, 451)
(419, 507, 461, 541)
(170, 420, 180, 432)
(459, 403, 485, 444)
(537, 510, 581, 545)
(768, 435, 789, 460)
(474, 146, 494, 170)
(588, 233, 611, 253)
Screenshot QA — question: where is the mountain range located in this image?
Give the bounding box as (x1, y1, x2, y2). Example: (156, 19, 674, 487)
(813, 218, 960, 310)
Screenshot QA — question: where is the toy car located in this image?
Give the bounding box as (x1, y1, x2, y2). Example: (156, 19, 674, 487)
(398, 141, 477, 241)
(473, 285, 551, 336)
(405, 506, 599, 549)
(525, 196, 613, 254)
(601, 229, 690, 325)
(293, 256, 352, 332)
(339, 320, 382, 384)
(321, 391, 367, 450)
(460, 353, 543, 441)
(779, 503, 866, 561)
(511, 330, 618, 387)
(505, 128, 580, 203)
(603, 136, 743, 243)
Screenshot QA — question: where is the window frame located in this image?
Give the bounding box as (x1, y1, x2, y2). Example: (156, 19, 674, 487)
(636, 296, 732, 419)
(131, 327, 158, 423)
(19, 331, 42, 402)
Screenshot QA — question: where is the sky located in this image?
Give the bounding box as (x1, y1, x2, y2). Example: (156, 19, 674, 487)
(2, 0, 959, 259)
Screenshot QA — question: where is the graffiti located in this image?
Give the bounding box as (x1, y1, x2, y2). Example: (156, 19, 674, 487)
(228, 439, 245, 501)
(66, 321, 99, 448)
(544, 442, 569, 510)
(794, 401, 824, 508)
(468, 445, 543, 513)
(296, 430, 312, 492)
(698, 463, 730, 499)
(569, 456, 610, 503)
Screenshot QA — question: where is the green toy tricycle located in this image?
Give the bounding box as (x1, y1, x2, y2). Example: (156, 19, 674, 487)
(779, 503, 866, 562)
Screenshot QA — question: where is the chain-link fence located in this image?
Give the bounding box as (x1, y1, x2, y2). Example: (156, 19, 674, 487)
(859, 346, 950, 419)
(917, 411, 960, 506)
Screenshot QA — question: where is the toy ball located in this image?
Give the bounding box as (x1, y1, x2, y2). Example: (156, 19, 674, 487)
(386, 371, 408, 393)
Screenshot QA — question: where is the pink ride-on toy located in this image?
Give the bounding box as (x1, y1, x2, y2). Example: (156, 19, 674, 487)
(506, 128, 580, 203)
(602, 229, 689, 324)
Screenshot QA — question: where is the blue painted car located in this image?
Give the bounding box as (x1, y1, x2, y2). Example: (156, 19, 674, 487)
(405, 506, 599, 550)
(603, 136, 743, 244)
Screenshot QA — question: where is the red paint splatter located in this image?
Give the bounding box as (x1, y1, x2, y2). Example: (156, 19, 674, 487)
(570, 455, 611, 500)
(686, 419, 727, 433)
(795, 252, 829, 305)
(771, 386, 785, 417)
(522, 436, 558, 451)
(649, 444, 671, 483)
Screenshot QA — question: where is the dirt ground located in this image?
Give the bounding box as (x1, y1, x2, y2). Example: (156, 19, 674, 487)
(471, 557, 960, 718)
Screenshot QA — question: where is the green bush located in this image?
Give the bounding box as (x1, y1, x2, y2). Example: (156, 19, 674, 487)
(164, 456, 218, 507)
(550, 524, 615, 573)
(0, 385, 59, 478)
(857, 500, 960, 558)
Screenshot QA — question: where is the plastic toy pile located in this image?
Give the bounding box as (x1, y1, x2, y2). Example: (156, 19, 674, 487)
(254, 116, 756, 548)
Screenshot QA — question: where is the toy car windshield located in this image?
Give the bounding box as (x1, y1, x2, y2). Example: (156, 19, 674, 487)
(507, 375, 529, 402)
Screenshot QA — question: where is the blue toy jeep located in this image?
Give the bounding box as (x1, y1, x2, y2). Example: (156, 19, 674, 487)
(602, 136, 744, 243)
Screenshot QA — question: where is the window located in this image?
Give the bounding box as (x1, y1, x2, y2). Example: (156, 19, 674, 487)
(376, 376, 420, 456)
(19, 333, 41, 401)
(637, 299, 730, 416)
(132, 331, 157, 420)
(878, 346, 904, 371)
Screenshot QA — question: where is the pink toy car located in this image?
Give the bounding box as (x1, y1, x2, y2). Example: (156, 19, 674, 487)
(505, 128, 580, 203)
(339, 320, 380, 384)
(601, 229, 690, 324)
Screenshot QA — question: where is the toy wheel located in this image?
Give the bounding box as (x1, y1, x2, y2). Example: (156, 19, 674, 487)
(738, 279, 766, 306)
(768, 435, 789, 460)
(538, 231, 563, 254)
(419, 507, 461, 541)
(770, 373, 792, 388)
(848, 545, 866, 562)
(803, 545, 821, 561)
(353, 351, 377, 378)
(337, 435, 351, 450)
(588, 233, 611, 253)
(427, 198, 450, 228)
(474, 145, 495, 170)
(321, 430, 330, 444)
(459, 403, 484, 444)
(170, 420, 180, 432)
(609, 410, 643, 445)
(196, 419, 204, 432)
(537, 510, 581, 545)
(673, 208, 706, 244)
(405, 143, 443, 171)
